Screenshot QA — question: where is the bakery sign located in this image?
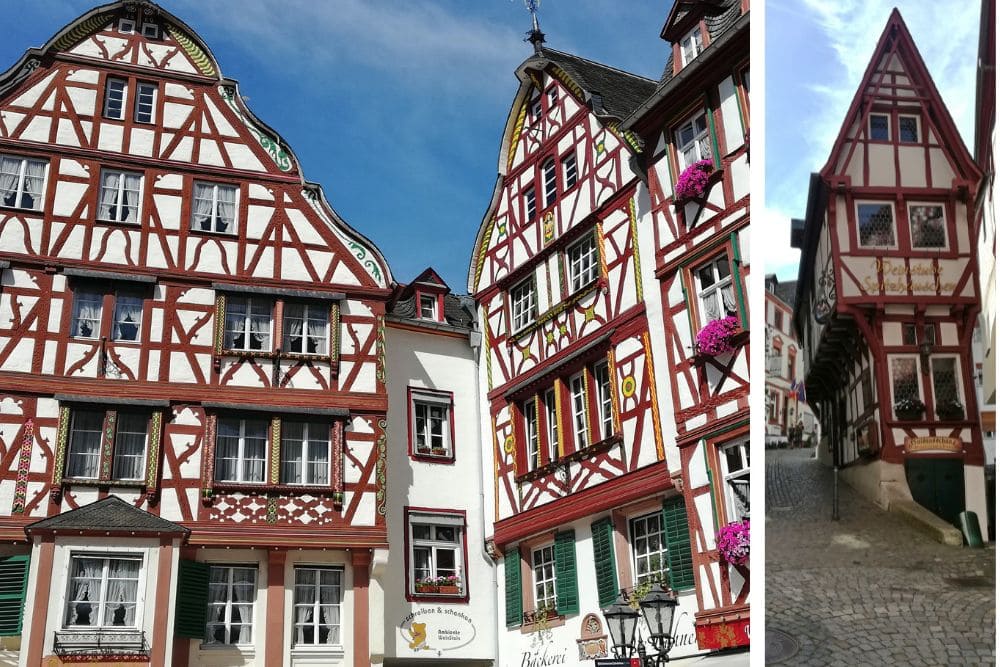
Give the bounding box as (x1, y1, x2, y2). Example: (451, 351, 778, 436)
(399, 607, 476, 655)
(860, 258, 957, 295)
(904, 436, 962, 454)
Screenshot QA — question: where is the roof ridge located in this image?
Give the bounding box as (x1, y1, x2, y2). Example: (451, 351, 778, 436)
(539, 47, 657, 84)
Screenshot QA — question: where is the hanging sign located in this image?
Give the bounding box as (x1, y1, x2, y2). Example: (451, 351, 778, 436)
(904, 436, 962, 453)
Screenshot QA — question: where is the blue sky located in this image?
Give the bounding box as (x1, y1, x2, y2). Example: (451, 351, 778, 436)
(764, 0, 981, 280)
(0, 1, 670, 291)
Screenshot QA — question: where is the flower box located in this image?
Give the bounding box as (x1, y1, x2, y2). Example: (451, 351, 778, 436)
(415, 583, 439, 593)
(430, 447, 449, 457)
(893, 398, 925, 422)
(935, 400, 964, 421)
(437, 585, 461, 595)
(695, 316, 743, 357)
(717, 519, 749, 566)
(675, 159, 715, 201)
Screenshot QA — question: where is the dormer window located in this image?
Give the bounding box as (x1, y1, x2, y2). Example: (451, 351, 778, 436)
(419, 294, 439, 321)
(680, 25, 704, 66)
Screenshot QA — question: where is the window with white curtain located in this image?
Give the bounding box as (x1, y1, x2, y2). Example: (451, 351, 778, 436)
(72, 289, 143, 341)
(206, 566, 257, 645)
(225, 296, 272, 352)
(64, 555, 142, 628)
(292, 567, 342, 646)
(408, 512, 464, 596)
(281, 421, 330, 485)
(569, 373, 589, 450)
(675, 111, 711, 170)
(98, 169, 143, 223)
(113, 293, 143, 342)
(215, 418, 268, 483)
(0, 154, 46, 210)
(283, 302, 328, 355)
(720, 439, 750, 520)
(191, 182, 237, 233)
(693, 253, 736, 326)
(72, 290, 104, 339)
(66, 409, 149, 481)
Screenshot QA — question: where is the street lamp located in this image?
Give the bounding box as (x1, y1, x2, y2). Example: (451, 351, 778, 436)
(602, 585, 679, 665)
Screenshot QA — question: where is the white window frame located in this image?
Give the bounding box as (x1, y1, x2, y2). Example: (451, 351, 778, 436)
(205, 565, 258, 646)
(674, 111, 711, 171)
(562, 151, 578, 190)
(103, 78, 128, 120)
(224, 296, 273, 352)
(280, 421, 331, 485)
(98, 168, 143, 224)
(719, 439, 750, 521)
(291, 566, 343, 647)
(191, 181, 238, 234)
(531, 544, 557, 611)
(134, 82, 157, 124)
(524, 398, 539, 470)
(546, 87, 558, 110)
(868, 113, 890, 141)
(593, 361, 613, 440)
(0, 154, 47, 210)
(898, 114, 920, 143)
(418, 294, 438, 321)
(63, 553, 144, 630)
(408, 512, 465, 596)
(693, 253, 735, 327)
(214, 417, 268, 484)
(906, 202, 948, 250)
(141, 22, 159, 39)
(856, 201, 898, 249)
(529, 97, 542, 124)
(72, 290, 104, 339)
(510, 278, 537, 333)
(282, 302, 329, 355)
(524, 185, 537, 223)
(66, 409, 105, 480)
(118, 18, 135, 33)
(567, 233, 599, 292)
(544, 387, 559, 462)
(680, 25, 704, 66)
(629, 512, 669, 586)
(569, 372, 589, 450)
(110, 411, 149, 481)
(542, 158, 558, 208)
(411, 391, 452, 457)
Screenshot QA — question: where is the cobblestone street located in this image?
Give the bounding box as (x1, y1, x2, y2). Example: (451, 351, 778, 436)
(765, 448, 995, 666)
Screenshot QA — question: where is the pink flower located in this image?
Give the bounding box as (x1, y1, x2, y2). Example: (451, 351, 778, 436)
(675, 160, 715, 200)
(717, 520, 749, 565)
(695, 316, 741, 356)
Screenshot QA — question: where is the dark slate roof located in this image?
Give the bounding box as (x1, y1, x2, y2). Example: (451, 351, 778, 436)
(537, 47, 657, 120)
(774, 281, 798, 310)
(390, 293, 475, 330)
(25, 496, 188, 535)
(660, 0, 743, 84)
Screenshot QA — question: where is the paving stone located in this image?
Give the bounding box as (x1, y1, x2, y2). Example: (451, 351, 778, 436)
(765, 449, 995, 665)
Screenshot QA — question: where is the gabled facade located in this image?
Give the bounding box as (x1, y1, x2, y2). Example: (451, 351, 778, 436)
(791, 11, 988, 535)
(468, 32, 712, 665)
(623, 0, 750, 651)
(0, 2, 395, 665)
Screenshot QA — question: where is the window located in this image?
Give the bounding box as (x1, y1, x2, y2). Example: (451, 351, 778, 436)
(593, 361, 613, 440)
(292, 567, 342, 646)
(411, 391, 452, 458)
(524, 399, 539, 470)
(569, 373, 588, 450)
(72, 289, 143, 342)
(531, 544, 557, 611)
(562, 152, 577, 190)
(675, 111, 711, 170)
(510, 278, 537, 332)
(64, 555, 141, 628)
(283, 302, 328, 354)
(104, 78, 128, 120)
(680, 25, 704, 66)
(224, 296, 272, 352)
(98, 169, 142, 223)
(215, 417, 268, 483)
(0, 154, 46, 210)
(141, 22, 160, 39)
(280, 421, 330, 485)
(524, 186, 537, 223)
(899, 115, 919, 143)
(693, 254, 736, 326)
(869, 113, 889, 141)
(134, 83, 157, 123)
(786, 348, 796, 381)
(543, 387, 559, 462)
(118, 18, 135, 33)
(908, 204, 946, 248)
(720, 440, 750, 520)
(64, 408, 150, 482)
(206, 566, 257, 645)
(191, 181, 237, 233)
(630, 513, 669, 585)
(419, 294, 437, 321)
(72, 290, 104, 339)
(530, 98, 542, 123)
(546, 88, 558, 109)
(773, 309, 783, 332)
(857, 202, 896, 247)
(408, 512, 465, 597)
(542, 158, 557, 207)
(890, 357, 921, 402)
(567, 234, 598, 292)
(931, 356, 962, 410)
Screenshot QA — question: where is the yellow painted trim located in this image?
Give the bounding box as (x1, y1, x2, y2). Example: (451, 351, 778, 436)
(473, 217, 496, 293)
(507, 100, 529, 172)
(642, 332, 666, 461)
(493, 414, 500, 523)
(555, 381, 566, 458)
(166, 24, 217, 77)
(607, 349, 621, 432)
(52, 12, 115, 52)
(596, 222, 608, 281)
(628, 198, 643, 302)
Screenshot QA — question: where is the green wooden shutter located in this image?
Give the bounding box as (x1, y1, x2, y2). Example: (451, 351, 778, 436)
(174, 560, 211, 638)
(591, 517, 619, 608)
(554, 530, 579, 615)
(504, 549, 523, 627)
(0, 554, 30, 635)
(662, 496, 695, 590)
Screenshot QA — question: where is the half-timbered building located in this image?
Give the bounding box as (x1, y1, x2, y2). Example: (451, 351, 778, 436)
(0, 2, 396, 665)
(467, 25, 715, 664)
(791, 10, 989, 536)
(622, 0, 750, 652)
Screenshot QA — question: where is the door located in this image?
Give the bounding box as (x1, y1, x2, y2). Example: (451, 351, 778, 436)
(905, 457, 965, 525)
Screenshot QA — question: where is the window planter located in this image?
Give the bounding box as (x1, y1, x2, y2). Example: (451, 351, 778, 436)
(893, 399, 925, 421)
(415, 583, 439, 594)
(694, 316, 745, 359)
(437, 585, 461, 595)
(935, 400, 965, 421)
(717, 519, 750, 566)
(673, 160, 722, 206)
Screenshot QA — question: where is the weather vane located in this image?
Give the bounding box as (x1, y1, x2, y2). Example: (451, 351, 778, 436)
(521, 0, 545, 54)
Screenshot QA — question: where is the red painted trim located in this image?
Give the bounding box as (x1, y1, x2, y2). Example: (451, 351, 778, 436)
(352, 550, 370, 667)
(492, 462, 672, 550)
(265, 550, 286, 667)
(24, 537, 54, 667)
(149, 540, 174, 666)
(402, 506, 471, 604)
(406, 387, 456, 464)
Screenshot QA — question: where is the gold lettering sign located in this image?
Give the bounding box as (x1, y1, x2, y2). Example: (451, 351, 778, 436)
(904, 436, 962, 453)
(859, 258, 958, 295)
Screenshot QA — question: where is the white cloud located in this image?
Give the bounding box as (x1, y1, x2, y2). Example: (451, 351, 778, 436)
(762, 207, 802, 280)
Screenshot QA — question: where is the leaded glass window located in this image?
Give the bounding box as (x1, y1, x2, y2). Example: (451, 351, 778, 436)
(857, 203, 895, 247)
